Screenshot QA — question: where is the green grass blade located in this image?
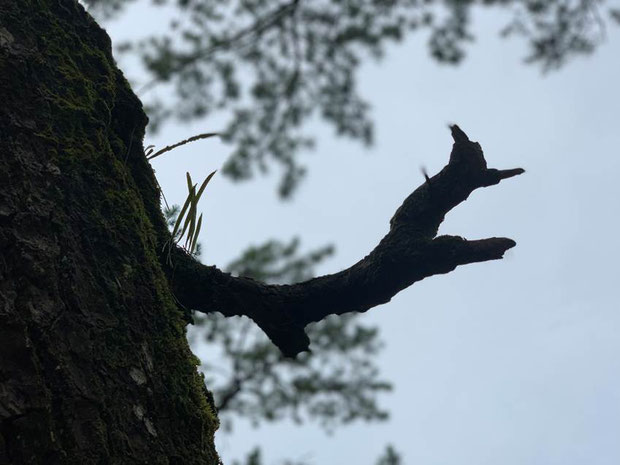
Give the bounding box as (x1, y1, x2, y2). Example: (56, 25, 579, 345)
(186, 172, 193, 192)
(180, 192, 196, 242)
(189, 213, 203, 253)
(171, 186, 194, 239)
(185, 205, 196, 250)
(195, 170, 217, 201)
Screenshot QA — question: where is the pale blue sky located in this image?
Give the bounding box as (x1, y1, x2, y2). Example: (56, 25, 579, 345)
(100, 3, 620, 464)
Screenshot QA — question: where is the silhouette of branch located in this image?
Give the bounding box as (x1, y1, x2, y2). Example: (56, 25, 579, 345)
(166, 125, 523, 357)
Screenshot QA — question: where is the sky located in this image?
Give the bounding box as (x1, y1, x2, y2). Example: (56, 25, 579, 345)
(100, 3, 620, 464)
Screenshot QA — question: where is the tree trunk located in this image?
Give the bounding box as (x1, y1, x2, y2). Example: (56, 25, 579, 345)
(0, 1, 219, 463)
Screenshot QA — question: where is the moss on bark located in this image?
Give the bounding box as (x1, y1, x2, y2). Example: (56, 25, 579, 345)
(0, 0, 218, 463)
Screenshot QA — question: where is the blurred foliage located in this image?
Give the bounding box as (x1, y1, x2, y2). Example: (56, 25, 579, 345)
(376, 445, 402, 465)
(86, 0, 616, 197)
(226, 237, 333, 284)
(231, 444, 402, 465)
(194, 311, 391, 433)
(231, 448, 308, 465)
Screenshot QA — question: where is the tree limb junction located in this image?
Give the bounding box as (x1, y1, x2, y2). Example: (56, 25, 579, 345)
(166, 125, 524, 357)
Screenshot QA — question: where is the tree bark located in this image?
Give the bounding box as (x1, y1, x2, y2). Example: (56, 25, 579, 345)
(0, 1, 218, 463)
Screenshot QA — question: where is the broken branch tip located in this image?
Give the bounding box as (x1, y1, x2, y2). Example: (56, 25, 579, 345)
(450, 124, 470, 143)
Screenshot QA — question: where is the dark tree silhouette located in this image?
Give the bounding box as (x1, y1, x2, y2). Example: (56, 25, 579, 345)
(168, 124, 523, 358)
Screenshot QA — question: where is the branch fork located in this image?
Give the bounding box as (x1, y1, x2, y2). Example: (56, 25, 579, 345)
(166, 126, 524, 357)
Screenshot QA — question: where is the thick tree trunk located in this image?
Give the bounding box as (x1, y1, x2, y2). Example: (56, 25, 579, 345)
(0, 1, 219, 463)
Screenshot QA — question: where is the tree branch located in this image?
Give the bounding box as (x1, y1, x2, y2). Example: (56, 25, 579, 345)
(165, 125, 523, 357)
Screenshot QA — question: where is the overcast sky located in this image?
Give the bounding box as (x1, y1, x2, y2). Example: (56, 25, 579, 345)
(103, 4, 620, 464)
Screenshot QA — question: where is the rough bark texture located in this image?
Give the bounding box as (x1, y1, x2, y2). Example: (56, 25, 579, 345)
(169, 126, 523, 357)
(0, 1, 219, 463)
